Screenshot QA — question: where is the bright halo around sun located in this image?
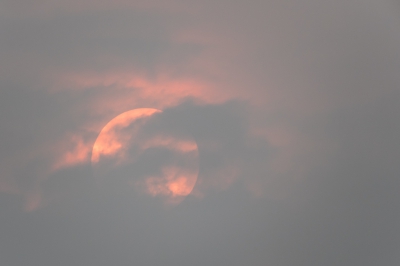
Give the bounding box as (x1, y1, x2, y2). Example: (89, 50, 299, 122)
(91, 108, 199, 205)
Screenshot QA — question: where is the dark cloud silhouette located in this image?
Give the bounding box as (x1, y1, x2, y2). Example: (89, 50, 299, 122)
(1, 0, 400, 265)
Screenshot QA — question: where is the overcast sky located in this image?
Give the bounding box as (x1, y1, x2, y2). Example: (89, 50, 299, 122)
(1, 1, 400, 265)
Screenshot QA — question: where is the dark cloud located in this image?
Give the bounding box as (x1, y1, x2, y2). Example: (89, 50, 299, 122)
(1, 0, 400, 265)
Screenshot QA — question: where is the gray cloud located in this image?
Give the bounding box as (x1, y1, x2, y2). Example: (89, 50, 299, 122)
(1, 0, 400, 265)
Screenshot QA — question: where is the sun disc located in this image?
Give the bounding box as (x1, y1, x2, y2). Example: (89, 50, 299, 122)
(91, 108, 199, 204)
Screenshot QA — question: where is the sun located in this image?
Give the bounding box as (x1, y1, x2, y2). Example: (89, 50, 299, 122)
(91, 108, 199, 204)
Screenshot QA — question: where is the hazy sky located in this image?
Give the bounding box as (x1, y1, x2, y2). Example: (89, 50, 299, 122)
(1, 1, 400, 265)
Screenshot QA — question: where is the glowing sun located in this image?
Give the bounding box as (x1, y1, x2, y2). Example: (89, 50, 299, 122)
(91, 108, 199, 204)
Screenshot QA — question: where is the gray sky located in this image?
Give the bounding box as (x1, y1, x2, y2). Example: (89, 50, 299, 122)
(1, 0, 400, 265)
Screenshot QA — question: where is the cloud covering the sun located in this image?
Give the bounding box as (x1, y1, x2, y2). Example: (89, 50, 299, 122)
(0, 1, 400, 265)
(90, 107, 200, 205)
(0, 0, 399, 210)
